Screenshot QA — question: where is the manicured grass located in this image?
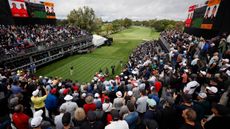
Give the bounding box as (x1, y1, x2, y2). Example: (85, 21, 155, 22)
(36, 26, 159, 82)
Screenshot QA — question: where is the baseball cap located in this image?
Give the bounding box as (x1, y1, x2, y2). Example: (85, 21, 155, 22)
(33, 110, 43, 118)
(87, 110, 96, 122)
(198, 92, 207, 99)
(222, 59, 229, 63)
(147, 99, 157, 107)
(32, 89, 39, 96)
(94, 93, 100, 98)
(31, 116, 43, 128)
(206, 86, 218, 93)
(127, 91, 133, 96)
(50, 88, 57, 94)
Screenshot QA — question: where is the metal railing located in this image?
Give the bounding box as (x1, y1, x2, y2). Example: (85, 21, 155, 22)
(159, 36, 170, 52)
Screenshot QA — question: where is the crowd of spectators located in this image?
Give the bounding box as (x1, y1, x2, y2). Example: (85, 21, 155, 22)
(0, 30, 230, 129)
(0, 25, 88, 58)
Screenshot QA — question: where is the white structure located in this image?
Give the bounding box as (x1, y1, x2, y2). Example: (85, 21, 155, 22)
(92, 34, 107, 47)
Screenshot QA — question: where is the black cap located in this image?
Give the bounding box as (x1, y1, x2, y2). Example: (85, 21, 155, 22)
(87, 110, 96, 122)
(62, 112, 71, 126)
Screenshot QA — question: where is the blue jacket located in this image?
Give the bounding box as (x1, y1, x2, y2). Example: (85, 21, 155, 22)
(124, 112, 139, 129)
(45, 93, 58, 110)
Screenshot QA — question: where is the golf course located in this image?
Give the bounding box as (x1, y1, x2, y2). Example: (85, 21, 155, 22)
(36, 26, 159, 83)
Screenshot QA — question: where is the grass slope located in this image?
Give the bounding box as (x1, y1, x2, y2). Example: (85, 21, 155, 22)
(36, 26, 159, 83)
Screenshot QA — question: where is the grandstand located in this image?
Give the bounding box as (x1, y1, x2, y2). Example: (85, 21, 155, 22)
(0, 0, 230, 129)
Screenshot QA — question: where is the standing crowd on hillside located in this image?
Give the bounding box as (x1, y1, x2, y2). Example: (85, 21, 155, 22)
(1, 30, 230, 129)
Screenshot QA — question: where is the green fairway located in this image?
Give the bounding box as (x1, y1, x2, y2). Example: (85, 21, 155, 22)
(36, 26, 159, 83)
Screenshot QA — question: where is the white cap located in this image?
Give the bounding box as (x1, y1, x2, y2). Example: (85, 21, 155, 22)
(127, 91, 133, 96)
(72, 92, 79, 97)
(183, 81, 200, 95)
(32, 89, 39, 96)
(116, 91, 122, 97)
(150, 86, 155, 91)
(226, 70, 230, 76)
(200, 71, 207, 75)
(94, 93, 99, 98)
(206, 86, 218, 93)
(194, 55, 199, 58)
(147, 99, 156, 107)
(81, 93, 87, 98)
(64, 94, 73, 101)
(168, 67, 173, 70)
(198, 92, 207, 99)
(31, 116, 43, 128)
(184, 69, 189, 73)
(47, 80, 52, 84)
(222, 58, 229, 63)
(33, 110, 43, 118)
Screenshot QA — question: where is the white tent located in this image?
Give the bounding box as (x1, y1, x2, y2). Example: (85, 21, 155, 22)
(92, 34, 107, 47)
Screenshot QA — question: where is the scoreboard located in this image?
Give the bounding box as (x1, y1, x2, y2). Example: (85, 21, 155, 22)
(185, 0, 221, 30)
(8, 0, 56, 19)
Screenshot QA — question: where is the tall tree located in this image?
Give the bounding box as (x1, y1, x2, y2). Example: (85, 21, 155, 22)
(122, 18, 132, 28)
(104, 23, 113, 35)
(67, 6, 98, 32)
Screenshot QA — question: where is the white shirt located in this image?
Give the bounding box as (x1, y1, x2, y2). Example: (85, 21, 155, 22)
(60, 101, 78, 117)
(54, 113, 64, 129)
(105, 120, 129, 129)
(136, 96, 148, 113)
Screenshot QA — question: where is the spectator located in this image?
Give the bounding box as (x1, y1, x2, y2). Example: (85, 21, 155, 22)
(72, 108, 86, 128)
(83, 95, 96, 113)
(105, 109, 129, 129)
(60, 95, 78, 117)
(62, 112, 76, 129)
(180, 108, 203, 129)
(45, 88, 58, 119)
(113, 91, 125, 111)
(31, 87, 48, 118)
(124, 101, 139, 129)
(12, 104, 30, 129)
(136, 90, 148, 116)
(201, 104, 230, 129)
(80, 110, 104, 129)
(54, 106, 66, 129)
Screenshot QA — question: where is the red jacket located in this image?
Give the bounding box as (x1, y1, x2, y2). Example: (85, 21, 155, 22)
(12, 112, 29, 129)
(155, 81, 162, 93)
(83, 103, 96, 113)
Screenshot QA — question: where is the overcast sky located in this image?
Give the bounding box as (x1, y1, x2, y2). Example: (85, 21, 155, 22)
(41, 0, 207, 21)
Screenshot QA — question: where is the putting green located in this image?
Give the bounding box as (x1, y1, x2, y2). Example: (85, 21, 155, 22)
(36, 26, 159, 82)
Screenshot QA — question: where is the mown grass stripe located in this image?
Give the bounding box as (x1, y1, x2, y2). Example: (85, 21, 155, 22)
(36, 26, 159, 83)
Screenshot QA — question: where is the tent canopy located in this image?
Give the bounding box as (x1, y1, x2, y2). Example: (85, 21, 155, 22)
(92, 34, 107, 47)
